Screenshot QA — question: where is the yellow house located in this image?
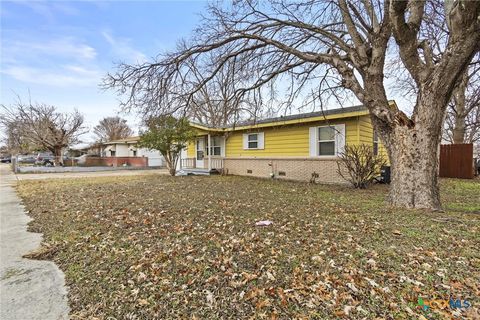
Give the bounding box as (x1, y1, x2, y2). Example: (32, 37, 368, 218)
(181, 104, 387, 183)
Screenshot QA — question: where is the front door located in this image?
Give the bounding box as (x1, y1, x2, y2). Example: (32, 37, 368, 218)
(195, 137, 205, 168)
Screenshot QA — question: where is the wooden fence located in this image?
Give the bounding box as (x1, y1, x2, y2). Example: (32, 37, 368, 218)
(439, 143, 474, 179)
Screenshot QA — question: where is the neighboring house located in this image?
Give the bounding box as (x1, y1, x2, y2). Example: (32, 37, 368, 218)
(181, 104, 387, 183)
(68, 143, 103, 157)
(102, 137, 164, 167)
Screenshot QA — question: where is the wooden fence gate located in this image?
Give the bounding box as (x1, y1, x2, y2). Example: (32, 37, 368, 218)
(439, 143, 474, 179)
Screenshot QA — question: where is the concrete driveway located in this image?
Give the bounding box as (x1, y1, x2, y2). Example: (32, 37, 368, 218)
(0, 164, 69, 320)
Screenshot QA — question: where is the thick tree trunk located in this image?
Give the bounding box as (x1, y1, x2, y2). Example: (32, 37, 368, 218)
(380, 93, 446, 210)
(54, 147, 64, 166)
(386, 125, 441, 210)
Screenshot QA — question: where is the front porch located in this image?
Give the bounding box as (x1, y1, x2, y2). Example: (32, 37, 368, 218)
(180, 133, 225, 171)
(180, 157, 224, 171)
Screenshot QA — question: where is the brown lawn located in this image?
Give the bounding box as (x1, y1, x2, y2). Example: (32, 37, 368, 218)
(17, 175, 479, 319)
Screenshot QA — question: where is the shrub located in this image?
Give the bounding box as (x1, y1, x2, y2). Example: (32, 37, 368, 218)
(337, 144, 386, 189)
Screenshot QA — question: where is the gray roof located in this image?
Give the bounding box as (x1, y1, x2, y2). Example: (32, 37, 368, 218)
(235, 105, 366, 127)
(191, 104, 367, 129)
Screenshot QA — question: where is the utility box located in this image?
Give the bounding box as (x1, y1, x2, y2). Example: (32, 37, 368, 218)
(380, 166, 391, 184)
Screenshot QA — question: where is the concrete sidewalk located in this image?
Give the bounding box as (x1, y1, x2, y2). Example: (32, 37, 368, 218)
(0, 164, 69, 319)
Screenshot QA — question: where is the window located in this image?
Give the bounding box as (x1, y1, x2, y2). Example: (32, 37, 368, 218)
(309, 124, 344, 157)
(133, 150, 137, 157)
(318, 126, 336, 156)
(206, 136, 222, 156)
(248, 134, 258, 149)
(243, 132, 264, 150)
(110, 150, 116, 157)
(373, 131, 379, 156)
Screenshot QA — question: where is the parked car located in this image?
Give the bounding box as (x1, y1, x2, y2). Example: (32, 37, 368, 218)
(35, 153, 74, 166)
(0, 155, 11, 163)
(17, 154, 36, 164)
(35, 152, 55, 166)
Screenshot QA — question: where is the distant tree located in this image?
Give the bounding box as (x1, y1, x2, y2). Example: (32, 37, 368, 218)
(444, 66, 480, 144)
(138, 116, 195, 176)
(1, 120, 40, 154)
(94, 116, 134, 142)
(184, 54, 262, 127)
(0, 100, 87, 165)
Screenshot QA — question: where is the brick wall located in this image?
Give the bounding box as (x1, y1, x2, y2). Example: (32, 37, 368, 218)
(84, 157, 148, 167)
(224, 157, 348, 184)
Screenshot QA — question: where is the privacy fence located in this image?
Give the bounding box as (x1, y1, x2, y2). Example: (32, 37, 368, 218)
(439, 143, 474, 179)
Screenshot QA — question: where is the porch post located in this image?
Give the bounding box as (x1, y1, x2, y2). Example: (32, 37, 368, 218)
(207, 134, 211, 171)
(179, 148, 182, 170)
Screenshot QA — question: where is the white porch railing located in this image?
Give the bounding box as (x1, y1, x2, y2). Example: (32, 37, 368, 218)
(181, 157, 224, 170)
(181, 158, 196, 168)
(210, 157, 224, 170)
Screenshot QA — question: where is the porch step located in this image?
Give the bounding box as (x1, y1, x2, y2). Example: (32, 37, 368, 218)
(176, 168, 220, 176)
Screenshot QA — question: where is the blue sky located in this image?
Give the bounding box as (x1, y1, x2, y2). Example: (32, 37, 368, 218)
(1, 0, 207, 141)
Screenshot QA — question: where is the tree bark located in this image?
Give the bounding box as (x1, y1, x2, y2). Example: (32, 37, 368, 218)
(54, 147, 64, 166)
(164, 151, 176, 176)
(386, 125, 441, 210)
(451, 74, 468, 144)
(452, 114, 466, 144)
(378, 93, 446, 210)
(364, 76, 446, 210)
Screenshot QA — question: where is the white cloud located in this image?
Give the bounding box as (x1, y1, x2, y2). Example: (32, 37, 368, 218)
(101, 30, 147, 63)
(4, 37, 97, 61)
(1, 34, 101, 87)
(2, 65, 102, 87)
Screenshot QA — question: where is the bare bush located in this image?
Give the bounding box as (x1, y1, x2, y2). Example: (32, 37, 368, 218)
(337, 144, 386, 189)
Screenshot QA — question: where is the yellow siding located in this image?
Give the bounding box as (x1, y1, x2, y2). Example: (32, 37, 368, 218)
(358, 116, 374, 145)
(186, 115, 389, 161)
(357, 115, 388, 160)
(186, 128, 210, 158)
(225, 118, 359, 157)
(186, 140, 195, 158)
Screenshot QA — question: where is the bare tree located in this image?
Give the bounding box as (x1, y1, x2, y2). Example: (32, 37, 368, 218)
(185, 54, 264, 127)
(0, 100, 87, 165)
(104, 0, 480, 210)
(443, 64, 480, 144)
(387, 1, 480, 145)
(94, 116, 134, 142)
(1, 120, 40, 154)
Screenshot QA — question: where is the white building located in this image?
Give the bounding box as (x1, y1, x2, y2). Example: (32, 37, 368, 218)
(102, 136, 164, 167)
